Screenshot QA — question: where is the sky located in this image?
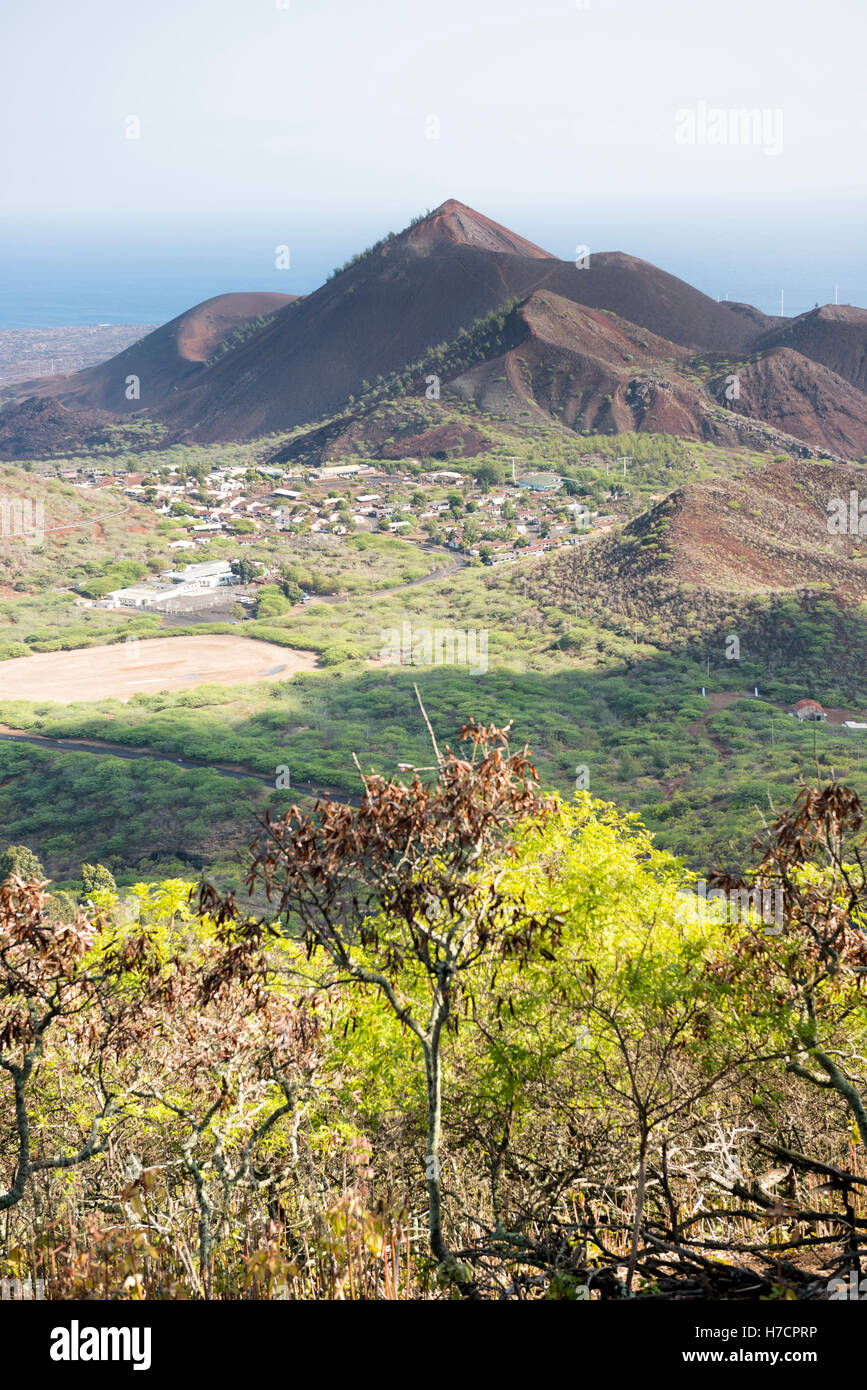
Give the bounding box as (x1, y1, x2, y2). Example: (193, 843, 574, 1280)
(0, 0, 864, 324)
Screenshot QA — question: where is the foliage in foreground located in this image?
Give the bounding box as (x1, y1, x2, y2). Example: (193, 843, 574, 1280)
(2, 729, 867, 1298)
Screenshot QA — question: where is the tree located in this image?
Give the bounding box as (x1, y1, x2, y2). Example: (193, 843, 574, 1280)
(256, 587, 290, 619)
(202, 698, 559, 1280)
(280, 579, 304, 604)
(711, 782, 867, 1147)
(0, 878, 143, 1212)
(80, 863, 117, 900)
(473, 464, 502, 492)
(0, 845, 45, 884)
(231, 558, 260, 585)
(128, 931, 322, 1295)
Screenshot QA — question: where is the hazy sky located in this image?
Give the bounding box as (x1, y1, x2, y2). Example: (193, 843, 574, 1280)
(1, 0, 864, 321)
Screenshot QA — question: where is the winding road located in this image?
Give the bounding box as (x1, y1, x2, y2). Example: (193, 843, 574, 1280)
(0, 727, 361, 806)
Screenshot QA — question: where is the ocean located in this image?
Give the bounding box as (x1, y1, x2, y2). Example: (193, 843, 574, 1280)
(0, 234, 863, 330)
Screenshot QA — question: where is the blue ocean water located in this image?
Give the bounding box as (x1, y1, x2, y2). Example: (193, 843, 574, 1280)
(0, 242, 335, 329)
(0, 235, 863, 330)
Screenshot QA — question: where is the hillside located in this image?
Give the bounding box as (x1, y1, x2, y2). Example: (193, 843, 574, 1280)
(273, 290, 864, 464)
(0, 397, 122, 459)
(751, 304, 867, 394)
(0, 202, 758, 450)
(1, 203, 865, 465)
(536, 457, 867, 600)
(150, 205, 765, 442)
(0, 463, 168, 591)
(709, 347, 867, 457)
(517, 457, 867, 689)
(3, 291, 297, 415)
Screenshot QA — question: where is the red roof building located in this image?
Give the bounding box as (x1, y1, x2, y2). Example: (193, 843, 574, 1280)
(792, 699, 827, 722)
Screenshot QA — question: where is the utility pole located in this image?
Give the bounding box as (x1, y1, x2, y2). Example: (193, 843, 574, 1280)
(780, 289, 785, 317)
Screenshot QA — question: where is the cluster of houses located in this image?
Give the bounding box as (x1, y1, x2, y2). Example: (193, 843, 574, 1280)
(61, 456, 614, 569)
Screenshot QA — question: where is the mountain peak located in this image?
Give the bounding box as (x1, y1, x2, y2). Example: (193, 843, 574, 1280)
(405, 199, 554, 260)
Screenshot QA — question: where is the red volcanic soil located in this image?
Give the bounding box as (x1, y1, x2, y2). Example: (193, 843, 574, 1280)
(6, 202, 864, 464)
(750, 305, 867, 396)
(451, 291, 696, 433)
(593, 458, 867, 597)
(725, 302, 785, 334)
(545, 251, 760, 353)
(147, 201, 760, 443)
(0, 397, 120, 459)
(449, 290, 766, 445)
(715, 347, 867, 458)
(4, 292, 296, 415)
(445, 291, 866, 458)
(404, 198, 553, 259)
(378, 420, 491, 459)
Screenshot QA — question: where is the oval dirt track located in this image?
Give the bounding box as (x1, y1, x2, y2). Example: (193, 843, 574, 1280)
(0, 635, 318, 703)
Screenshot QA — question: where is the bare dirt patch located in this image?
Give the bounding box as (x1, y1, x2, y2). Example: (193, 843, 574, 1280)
(0, 635, 318, 703)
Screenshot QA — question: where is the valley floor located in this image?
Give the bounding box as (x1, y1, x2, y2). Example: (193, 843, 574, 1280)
(0, 633, 318, 702)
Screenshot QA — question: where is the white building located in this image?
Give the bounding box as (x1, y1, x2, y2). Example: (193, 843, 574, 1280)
(162, 561, 235, 589)
(104, 585, 166, 609)
(107, 560, 236, 610)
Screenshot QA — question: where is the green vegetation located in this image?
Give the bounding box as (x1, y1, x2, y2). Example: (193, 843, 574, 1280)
(0, 743, 265, 886)
(2, 743, 866, 1299)
(0, 842, 45, 882)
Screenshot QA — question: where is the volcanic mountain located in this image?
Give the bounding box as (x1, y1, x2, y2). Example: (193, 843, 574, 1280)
(749, 305, 867, 396)
(271, 288, 867, 466)
(2, 201, 865, 461)
(138, 200, 762, 442)
(517, 455, 867, 684)
(539, 457, 867, 598)
(515, 455, 867, 703)
(709, 347, 867, 457)
(4, 291, 297, 414)
(0, 397, 121, 460)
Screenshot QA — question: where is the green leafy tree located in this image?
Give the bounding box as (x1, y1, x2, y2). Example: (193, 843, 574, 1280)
(80, 863, 118, 900)
(230, 558, 260, 585)
(0, 845, 45, 884)
(208, 706, 558, 1280)
(256, 587, 290, 619)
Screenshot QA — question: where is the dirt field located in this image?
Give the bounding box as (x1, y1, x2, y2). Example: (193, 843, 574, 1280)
(0, 635, 318, 703)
